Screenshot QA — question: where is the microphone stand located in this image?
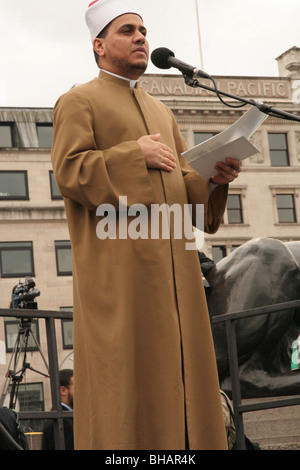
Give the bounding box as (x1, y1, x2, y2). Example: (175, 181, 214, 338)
(182, 74, 300, 123)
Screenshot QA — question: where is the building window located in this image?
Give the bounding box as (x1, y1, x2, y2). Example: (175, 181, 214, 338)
(227, 194, 243, 224)
(211, 245, 227, 263)
(61, 307, 73, 349)
(0, 171, 29, 200)
(37, 124, 53, 148)
(0, 242, 35, 278)
(268, 133, 289, 166)
(55, 241, 72, 276)
(61, 320, 73, 349)
(4, 317, 40, 353)
(276, 194, 296, 223)
(0, 124, 13, 147)
(7, 382, 45, 431)
(194, 132, 215, 146)
(49, 171, 62, 199)
(12, 382, 44, 411)
(211, 243, 241, 263)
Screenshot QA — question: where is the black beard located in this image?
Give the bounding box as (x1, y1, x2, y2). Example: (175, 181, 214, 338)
(127, 62, 148, 74)
(106, 54, 148, 78)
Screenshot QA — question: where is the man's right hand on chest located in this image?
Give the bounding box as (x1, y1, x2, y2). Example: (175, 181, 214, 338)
(138, 134, 176, 172)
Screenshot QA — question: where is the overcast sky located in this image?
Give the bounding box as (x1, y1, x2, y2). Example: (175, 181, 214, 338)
(0, 0, 299, 107)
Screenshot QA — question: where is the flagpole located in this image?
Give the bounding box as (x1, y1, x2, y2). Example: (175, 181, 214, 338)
(195, 0, 204, 70)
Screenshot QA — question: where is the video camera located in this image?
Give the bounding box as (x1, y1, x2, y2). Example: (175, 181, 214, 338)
(11, 277, 40, 310)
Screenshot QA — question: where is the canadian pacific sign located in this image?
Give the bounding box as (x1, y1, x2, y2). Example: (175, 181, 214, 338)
(140, 75, 290, 100)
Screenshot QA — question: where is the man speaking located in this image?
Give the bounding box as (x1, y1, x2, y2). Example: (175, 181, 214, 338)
(51, 0, 240, 450)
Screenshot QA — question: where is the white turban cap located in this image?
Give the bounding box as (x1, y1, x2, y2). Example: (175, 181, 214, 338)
(85, 0, 142, 42)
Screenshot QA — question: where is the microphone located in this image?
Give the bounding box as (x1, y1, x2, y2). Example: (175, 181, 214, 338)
(151, 47, 210, 79)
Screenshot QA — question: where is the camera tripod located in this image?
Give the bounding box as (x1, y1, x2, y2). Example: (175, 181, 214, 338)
(0, 315, 50, 410)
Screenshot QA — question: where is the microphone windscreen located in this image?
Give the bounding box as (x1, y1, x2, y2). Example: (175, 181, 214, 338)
(151, 47, 175, 69)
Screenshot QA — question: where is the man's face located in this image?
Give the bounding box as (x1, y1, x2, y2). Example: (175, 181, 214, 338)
(61, 376, 74, 408)
(94, 14, 149, 79)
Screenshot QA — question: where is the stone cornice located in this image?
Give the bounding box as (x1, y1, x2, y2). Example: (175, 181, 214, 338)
(0, 205, 66, 221)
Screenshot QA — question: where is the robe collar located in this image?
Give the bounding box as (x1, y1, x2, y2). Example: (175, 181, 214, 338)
(99, 69, 138, 89)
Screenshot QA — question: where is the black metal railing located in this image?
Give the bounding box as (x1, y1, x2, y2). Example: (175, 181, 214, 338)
(211, 299, 300, 450)
(1, 300, 300, 450)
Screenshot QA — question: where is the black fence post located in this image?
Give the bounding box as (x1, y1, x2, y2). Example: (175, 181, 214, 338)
(45, 315, 65, 450)
(225, 319, 246, 449)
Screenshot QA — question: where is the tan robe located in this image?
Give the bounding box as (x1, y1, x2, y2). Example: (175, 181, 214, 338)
(51, 71, 228, 450)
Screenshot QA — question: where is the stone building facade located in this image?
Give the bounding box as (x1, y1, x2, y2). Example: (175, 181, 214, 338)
(0, 47, 299, 422)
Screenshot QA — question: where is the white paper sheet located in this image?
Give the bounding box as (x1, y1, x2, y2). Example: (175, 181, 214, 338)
(182, 106, 268, 179)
